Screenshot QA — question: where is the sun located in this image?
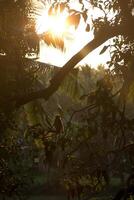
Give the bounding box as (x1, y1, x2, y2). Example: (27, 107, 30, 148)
(35, 7, 93, 66)
(35, 4, 109, 68)
(36, 10, 68, 36)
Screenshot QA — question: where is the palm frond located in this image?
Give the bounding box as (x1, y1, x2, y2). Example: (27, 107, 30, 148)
(59, 68, 83, 100)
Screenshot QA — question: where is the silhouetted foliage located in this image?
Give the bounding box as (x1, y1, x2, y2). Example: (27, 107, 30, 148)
(0, 0, 134, 199)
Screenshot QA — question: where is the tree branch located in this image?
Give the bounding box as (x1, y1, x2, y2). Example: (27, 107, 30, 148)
(15, 25, 124, 106)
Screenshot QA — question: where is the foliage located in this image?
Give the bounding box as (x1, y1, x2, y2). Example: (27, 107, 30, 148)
(0, 0, 134, 199)
(8, 66, 133, 199)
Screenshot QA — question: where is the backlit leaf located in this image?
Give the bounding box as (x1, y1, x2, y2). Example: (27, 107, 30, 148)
(48, 6, 53, 15)
(66, 14, 80, 29)
(85, 24, 90, 32)
(82, 11, 88, 22)
(60, 3, 66, 12)
(99, 45, 109, 55)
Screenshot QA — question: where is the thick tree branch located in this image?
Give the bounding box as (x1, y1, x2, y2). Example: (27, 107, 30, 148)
(15, 25, 127, 106)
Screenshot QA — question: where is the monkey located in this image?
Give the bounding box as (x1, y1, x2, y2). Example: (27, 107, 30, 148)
(53, 114, 64, 134)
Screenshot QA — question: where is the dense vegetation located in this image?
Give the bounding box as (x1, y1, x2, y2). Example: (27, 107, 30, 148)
(0, 0, 134, 199)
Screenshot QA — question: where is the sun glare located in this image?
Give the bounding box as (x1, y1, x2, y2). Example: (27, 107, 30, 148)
(35, 4, 110, 68)
(36, 10, 68, 36)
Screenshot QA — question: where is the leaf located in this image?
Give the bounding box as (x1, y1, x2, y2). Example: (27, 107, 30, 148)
(74, 14, 81, 29)
(99, 45, 109, 55)
(59, 3, 66, 12)
(54, 37, 65, 51)
(85, 24, 90, 32)
(43, 32, 51, 45)
(42, 31, 65, 51)
(69, 9, 77, 14)
(99, 4, 102, 10)
(48, 6, 53, 15)
(54, 3, 59, 12)
(82, 11, 88, 22)
(66, 14, 80, 29)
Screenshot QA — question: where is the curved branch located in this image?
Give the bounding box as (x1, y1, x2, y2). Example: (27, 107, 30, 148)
(16, 25, 123, 106)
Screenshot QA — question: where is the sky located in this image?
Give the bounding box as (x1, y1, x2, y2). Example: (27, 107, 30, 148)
(39, 32, 110, 68)
(35, 0, 111, 68)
